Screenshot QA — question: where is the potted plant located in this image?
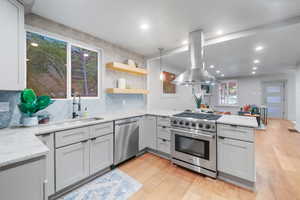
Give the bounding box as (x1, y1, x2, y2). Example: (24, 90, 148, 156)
(194, 94, 202, 110)
(18, 89, 54, 126)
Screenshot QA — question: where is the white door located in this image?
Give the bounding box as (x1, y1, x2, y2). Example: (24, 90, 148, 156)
(90, 134, 113, 174)
(38, 134, 55, 197)
(262, 81, 285, 119)
(0, 0, 25, 90)
(218, 138, 255, 182)
(55, 141, 89, 191)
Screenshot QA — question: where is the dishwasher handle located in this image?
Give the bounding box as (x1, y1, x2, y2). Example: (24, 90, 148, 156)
(115, 120, 139, 126)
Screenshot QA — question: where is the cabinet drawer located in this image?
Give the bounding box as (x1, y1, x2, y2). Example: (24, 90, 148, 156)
(217, 124, 254, 142)
(157, 138, 171, 154)
(157, 126, 171, 140)
(90, 122, 113, 138)
(157, 116, 171, 127)
(55, 127, 90, 148)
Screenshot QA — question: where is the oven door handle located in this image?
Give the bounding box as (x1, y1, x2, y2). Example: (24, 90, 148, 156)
(170, 128, 215, 139)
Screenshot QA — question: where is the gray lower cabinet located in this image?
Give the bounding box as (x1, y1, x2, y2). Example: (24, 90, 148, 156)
(218, 137, 255, 182)
(0, 158, 46, 200)
(56, 141, 90, 191)
(140, 116, 157, 150)
(38, 134, 55, 197)
(90, 134, 113, 175)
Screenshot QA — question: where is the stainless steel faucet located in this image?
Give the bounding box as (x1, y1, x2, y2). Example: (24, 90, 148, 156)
(72, 89, 81, 119)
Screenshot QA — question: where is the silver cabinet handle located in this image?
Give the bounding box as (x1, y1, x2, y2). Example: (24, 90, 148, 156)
(43, 179, 48, 200)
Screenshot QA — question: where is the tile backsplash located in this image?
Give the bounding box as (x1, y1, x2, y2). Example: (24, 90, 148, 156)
(0, 91, 146, 128)
(0, 91, 20, 128)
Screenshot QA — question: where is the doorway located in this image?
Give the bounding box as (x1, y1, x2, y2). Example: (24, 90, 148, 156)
(262, 81, 286, 119)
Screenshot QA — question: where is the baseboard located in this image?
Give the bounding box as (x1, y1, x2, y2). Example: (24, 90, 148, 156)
(218, 172, 255, 192)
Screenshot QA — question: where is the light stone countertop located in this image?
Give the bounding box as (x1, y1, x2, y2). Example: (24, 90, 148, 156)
(0, 110, 182, 168)
(217, 114, 258, 128)
(0, 129, 49, 168)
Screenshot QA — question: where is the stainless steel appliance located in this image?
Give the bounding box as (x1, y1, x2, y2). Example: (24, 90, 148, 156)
(173, 29, 215, 86)
(114, 117, 139, 165)
(171, 112, 221, 178)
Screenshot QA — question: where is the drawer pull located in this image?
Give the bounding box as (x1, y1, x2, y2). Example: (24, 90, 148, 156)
(81, 139, 89, 143)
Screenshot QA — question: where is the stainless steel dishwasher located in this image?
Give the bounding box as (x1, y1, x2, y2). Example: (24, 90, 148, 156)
(114, 117, 140, 165)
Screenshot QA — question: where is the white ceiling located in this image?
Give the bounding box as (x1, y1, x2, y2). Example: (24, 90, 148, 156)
(31, 0, 300, 56)
(161, 23, 300, 78)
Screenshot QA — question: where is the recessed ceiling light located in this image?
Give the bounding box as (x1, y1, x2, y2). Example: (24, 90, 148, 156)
(31, 42, 38, 47)
(83, 53, 89, 57)
(182, 40, 188, 45)
(209, 65, 215, 69)
(221, 74, 225, 77)
(252, 71, 256, 75)
(216, 30, 224, 35)
(140, 23, 150, 30)
(216, 70, 221, 74)
(255, 46, 264, 52)
(253, 59, 260, 64)
(252, 66, 257, 70)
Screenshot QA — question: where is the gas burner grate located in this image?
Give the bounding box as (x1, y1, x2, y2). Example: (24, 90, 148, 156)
(173, 112, 221, 121)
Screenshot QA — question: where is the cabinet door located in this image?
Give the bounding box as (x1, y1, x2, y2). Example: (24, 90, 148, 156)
(0, 0, 25, 90)
(140, 116, 157, 150)
(56, 141, 89, 191)
(0, 158, 46, 200)
(218, 137, 255, 182)
(38, 134, 55, 197)
(90, 134, 113, 174)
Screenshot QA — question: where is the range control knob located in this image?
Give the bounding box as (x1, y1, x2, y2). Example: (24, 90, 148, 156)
(199, 123, 203, 128)
(185, 122, 190, 126)
(173, 120, 177, 125)
(192, 123, 196, 127)
(205, 124, 211, 129)
(179, 121, 184, 125)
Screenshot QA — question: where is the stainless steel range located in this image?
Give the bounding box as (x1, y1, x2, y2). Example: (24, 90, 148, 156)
(170, 112, 221, 178)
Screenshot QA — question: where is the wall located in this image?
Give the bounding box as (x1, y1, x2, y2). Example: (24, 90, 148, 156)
(147, 59, 195, 111)
(295, 66, 300, 131)
(210, 72, 296, 121)
(0, 14, 147, 127)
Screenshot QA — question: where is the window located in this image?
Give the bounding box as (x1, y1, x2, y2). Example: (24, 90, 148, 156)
(219, 80, 238, 105)
(26, 31, 100, 98)
(71, 45, 98, 97)
(26, 32, 67, 98)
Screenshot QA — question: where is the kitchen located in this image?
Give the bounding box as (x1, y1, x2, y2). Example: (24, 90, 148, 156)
(0, 0, 300, 199)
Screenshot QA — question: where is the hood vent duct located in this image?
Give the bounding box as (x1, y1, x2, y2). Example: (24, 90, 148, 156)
(173, 29, 215, 86)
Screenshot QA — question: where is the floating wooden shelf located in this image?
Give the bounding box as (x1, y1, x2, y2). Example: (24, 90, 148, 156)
(106, 88, 149, 95)
(106, 62, 148, 75)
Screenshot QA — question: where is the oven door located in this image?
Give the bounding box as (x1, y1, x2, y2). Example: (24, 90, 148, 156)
(171, 128, 216, 171)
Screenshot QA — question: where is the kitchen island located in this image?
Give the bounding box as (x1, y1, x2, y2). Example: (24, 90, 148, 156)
(217, 114, 258, 190)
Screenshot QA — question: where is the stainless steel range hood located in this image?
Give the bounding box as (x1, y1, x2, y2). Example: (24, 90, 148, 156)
(173, 30, 215, 86)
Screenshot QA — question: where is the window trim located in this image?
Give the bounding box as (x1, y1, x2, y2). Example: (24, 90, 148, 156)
(218, 80, 239, 106)
(25, 25, 103, 100)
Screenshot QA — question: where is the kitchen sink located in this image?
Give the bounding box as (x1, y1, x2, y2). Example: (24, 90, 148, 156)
(47, 117, 104, 126)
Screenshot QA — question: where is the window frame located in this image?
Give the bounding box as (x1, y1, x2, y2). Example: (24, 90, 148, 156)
(25, 26, 103, 100)
(218, 80, 239, 106)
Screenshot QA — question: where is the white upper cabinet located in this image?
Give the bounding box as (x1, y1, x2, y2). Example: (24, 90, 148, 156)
(0, 0, 25, 90)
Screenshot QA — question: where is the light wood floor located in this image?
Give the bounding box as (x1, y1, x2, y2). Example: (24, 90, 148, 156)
(119, 119, 300, 200)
